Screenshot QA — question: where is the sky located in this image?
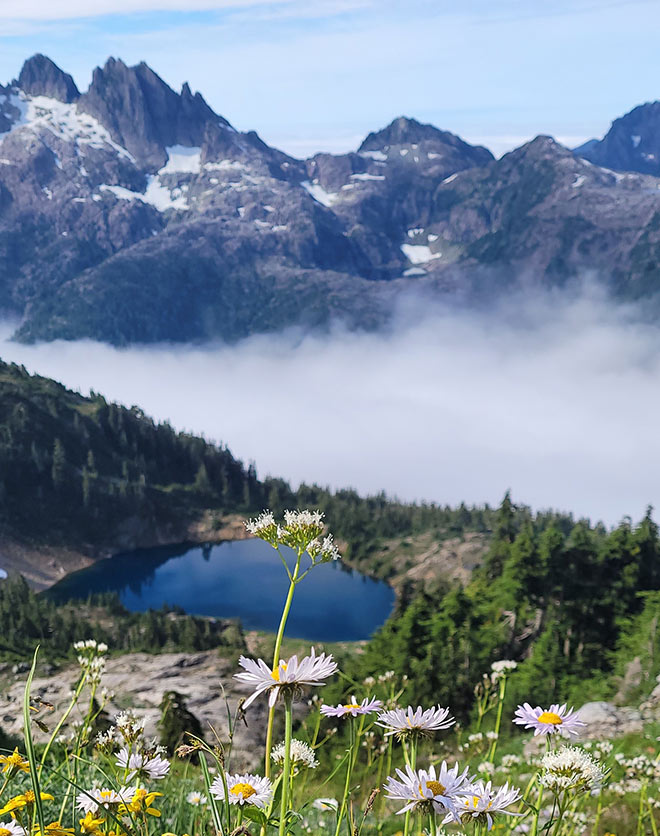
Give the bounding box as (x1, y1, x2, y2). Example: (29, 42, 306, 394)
(2, 285, 660, 528)
(0, 0, 658, 157)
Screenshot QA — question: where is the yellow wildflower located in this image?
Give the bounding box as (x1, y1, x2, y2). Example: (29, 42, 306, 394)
(34, 824, 75, 836)
(121, 789, 162, 817)
(0, 749, 29, 775)
(0, 791, 54, 815)
(79, 812, 105, 835)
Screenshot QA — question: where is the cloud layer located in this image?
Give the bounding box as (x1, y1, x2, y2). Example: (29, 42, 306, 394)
(1, 287, 658, 527)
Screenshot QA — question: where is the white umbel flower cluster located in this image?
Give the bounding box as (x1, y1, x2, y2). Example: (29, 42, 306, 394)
(490, 660, 517, 682)
(540, 746, 607, 795)
(244, 508, 340, 561)
(271, 739, 318, 769)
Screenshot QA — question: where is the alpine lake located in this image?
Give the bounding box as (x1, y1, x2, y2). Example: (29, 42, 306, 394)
(47, 538, 395, 641)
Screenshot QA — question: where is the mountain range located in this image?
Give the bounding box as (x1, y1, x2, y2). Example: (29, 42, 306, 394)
(2, 54, 660, 345)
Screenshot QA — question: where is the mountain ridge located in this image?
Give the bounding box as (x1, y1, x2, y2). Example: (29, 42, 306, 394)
(3, 55, 660, 344)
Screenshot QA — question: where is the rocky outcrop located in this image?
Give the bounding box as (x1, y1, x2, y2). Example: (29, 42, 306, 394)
(17, 55, 79, 103)
(576, 701, 644, 739)
(575, 101, 660, 177)
(78, 58, 224, 169)
(0, 651, 272, 770)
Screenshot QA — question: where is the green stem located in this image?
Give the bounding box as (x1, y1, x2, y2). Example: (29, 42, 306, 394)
(403, 737, 418, 836)
(530, 778, 544, 836)
(279, 696, 293, 836)
(487, 675, 507, 762)
(265, 550, 302, 779)
(648, 796, 659, 836)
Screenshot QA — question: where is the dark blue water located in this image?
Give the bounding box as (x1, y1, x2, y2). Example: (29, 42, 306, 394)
(47, 539, 395, 641)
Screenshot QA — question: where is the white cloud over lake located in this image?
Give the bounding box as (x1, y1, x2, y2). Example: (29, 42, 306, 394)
(1, 286, 659, 527)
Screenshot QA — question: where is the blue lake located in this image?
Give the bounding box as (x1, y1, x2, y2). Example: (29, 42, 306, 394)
(47, 539, 395, 641)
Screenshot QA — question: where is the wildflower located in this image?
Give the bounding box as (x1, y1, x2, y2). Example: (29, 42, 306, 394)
(33, 824, 75, 836)
(121, 788, 162, 817)
(0, 792, 54, 815)
(78, 814, 105, 836)
(210, 773, 273, 808)
(477, 762, 495, 776)
(235, 649, 337, 708)
(539, 746, 607, 795)
(449, 781, 521, 830)
(0, 748, 29, 774)
(312, 798, 338, 812)
(186, 791, 207, 806)
(307, 534, 341, 563)
(271, 739, 318, 769)
(114, 711, 146, 744)
(490, 661, 517, 683)
(279, 509, 325, 551)
(115, 748, 170, 781)
(321, 696, 382, 718)
(513, 703, 584, 738)
(0, 821, 25, 836)
(384, 762, 470, 817)
(245, 511, 279, 545)
(76, 788, 129, 815)
(376, 705, 455, 740)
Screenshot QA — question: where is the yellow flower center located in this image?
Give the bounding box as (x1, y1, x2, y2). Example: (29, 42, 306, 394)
(538, 711, 563, 725)
(343, 704, 361, 710)
(0, 827, 12, 836)
(24, 791, 35, 803)
(422, 781, 446, 797)
(271, 662, 287, 682)
(231, 783, 256, 800)
(100, 791, 115, 800)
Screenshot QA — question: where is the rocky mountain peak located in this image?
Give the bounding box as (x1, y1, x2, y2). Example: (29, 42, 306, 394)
(575, 101, 660, 176)
(77, 57, 226, 169)
(17, 54, 79, 103)
(359, 116, 443, 149)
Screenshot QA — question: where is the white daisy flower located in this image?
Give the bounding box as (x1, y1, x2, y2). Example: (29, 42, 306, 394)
(312, 798, 339, 812)
(540, 746, 607, 795)
(376, 705, 455, 739)
(76, 787, 131, 814)
(114, 748, 170, 780)
(448, 781, 521, 830)
(210, 773, 273, 808)
(186, 791, 207, 806)
(235, 649, 338, 708)
(271, 739, 318, 769)
(0, 821, 26, 836)
(513, 703, 584, 738)
(384, 762, 470, 817)
(321, 696, 382, 718)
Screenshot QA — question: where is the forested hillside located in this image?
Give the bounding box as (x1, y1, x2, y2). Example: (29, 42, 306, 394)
(345, 494, 660, 718)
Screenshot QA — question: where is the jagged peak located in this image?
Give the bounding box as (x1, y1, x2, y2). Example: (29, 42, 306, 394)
(17, 54, 79, 103)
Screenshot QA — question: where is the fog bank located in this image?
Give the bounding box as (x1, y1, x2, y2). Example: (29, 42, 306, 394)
(1, 287, 658, 527)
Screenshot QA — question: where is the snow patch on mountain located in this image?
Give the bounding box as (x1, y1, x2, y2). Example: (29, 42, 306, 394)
(0, 92, 134, 161)
(160, 145, 201, 174)
(401, 243, 441, 264)
(301, 180, 339, 207)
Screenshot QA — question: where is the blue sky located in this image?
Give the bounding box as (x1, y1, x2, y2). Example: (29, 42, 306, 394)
(0, 0, 658, 158)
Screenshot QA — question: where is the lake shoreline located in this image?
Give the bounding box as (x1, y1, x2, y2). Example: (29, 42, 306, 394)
(1, 511, 250, 591)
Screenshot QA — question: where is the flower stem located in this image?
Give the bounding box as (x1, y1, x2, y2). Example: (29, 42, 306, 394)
(279, 695, 293, 836)
(487, 675, 507, 762)
(265, 550, 302, 780)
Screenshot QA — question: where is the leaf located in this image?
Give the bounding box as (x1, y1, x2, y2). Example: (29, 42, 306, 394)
(23, 647, 47, 836)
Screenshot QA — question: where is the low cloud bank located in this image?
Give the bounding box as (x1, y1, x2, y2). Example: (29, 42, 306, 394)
(1, 286, 658, 526)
